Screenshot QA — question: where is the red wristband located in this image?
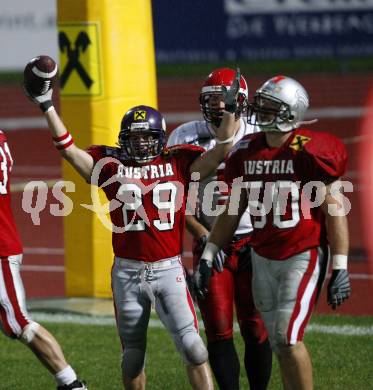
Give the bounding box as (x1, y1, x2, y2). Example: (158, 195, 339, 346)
(52, 132, 74, 150)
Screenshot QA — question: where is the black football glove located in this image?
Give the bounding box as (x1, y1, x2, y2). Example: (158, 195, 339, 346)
(193, 259, 212, 299)
(222, 67, 241, 114)
(23, 83, 54, 113)
(327, 269, 351, 309)
(195, 235, 226, 273)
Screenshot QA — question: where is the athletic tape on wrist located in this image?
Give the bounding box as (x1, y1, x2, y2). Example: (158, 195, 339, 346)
(45, 105, 55, 113)
(53, 132, 74, 150)
(201, 242, 219, 264)
(332, 254, 348, 270)
(40, 100, 54, 113)
(215, 134, 235, 145)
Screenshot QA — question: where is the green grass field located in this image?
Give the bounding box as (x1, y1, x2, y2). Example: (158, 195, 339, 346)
(0, 313, 372, 389)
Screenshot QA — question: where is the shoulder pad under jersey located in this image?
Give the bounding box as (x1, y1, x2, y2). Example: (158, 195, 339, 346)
(164, 143, 204, 157)
(167, 121, 214, 146)
(296, 129, 348, 179)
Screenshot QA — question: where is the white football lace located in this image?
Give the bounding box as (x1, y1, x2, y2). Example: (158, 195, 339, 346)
(41, 80, 51, 94)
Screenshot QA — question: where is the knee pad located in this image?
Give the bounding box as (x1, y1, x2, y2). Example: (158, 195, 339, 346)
(241, 317, 269, 345)
(20, 322, 40, 344)
(179, 332, 208, 366)
(122, 347, 146, 379)
(270, 328, 290, 354)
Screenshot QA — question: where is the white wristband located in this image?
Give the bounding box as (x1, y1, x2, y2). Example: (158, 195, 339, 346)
(332, 254, 348, 270)
(201, 242, 219, 266)
(215, 134, 235, 145)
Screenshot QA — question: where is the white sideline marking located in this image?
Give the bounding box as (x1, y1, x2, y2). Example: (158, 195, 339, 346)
(349, 273, 373, 280)
(14, 165, 60, 175)
(29, 311, 373, 336)
(307, 324, 373, 336)
(0, 107, 369, 131)
(24, 247, 64, 255)
(0, 117, 47, 130)
(19, 263, 373, 279)
(19, 247, 373, 279)
(11, 179, 59, 192)
(21, 265, 65, 272)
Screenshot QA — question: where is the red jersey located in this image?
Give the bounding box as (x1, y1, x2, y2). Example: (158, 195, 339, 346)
(0, 131, 22, 256)
(87, 144, 203, 261)
(224, 129, 347, 260)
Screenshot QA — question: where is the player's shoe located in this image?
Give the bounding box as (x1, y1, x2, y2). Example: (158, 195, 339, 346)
(57, 379, 87, 390)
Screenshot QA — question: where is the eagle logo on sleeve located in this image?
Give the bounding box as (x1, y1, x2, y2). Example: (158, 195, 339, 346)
(289, 135, 311, 151)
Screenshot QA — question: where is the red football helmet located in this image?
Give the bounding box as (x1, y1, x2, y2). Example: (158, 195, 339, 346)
(199, 68, 248, 126)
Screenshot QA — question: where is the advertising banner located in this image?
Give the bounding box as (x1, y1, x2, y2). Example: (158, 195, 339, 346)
(1, 0, 373, 69)
(153, 0, 373, 62)
(0, 1, 57, 70)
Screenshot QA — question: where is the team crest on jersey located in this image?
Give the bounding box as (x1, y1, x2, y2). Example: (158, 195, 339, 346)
(162, 148, 171, 158)
(134, 110, 146, 120)
(164, 146, 184, 158)
(289, 135, 311, 151)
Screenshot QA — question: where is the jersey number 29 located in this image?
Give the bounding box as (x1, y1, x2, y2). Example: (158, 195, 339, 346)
(118, 182, 178, 232)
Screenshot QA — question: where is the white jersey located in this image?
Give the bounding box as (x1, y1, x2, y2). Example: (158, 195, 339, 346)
(167, 118, 259, 234)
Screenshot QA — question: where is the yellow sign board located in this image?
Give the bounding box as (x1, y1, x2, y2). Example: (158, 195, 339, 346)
(58, 23, 102, 96)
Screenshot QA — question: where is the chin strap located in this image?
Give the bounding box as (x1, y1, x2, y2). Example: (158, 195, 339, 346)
(294, 118, 318, 127)
(263, 118, 318, 132)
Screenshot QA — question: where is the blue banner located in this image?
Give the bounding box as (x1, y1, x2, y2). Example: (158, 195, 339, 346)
(152, 0, 373, 62)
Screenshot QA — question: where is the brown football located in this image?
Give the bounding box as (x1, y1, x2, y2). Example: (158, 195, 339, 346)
(23, 55, 58, 95)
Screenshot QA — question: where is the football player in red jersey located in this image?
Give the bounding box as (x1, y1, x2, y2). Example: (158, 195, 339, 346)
(167, 68, 272, 390)
(194, 76, 351, 390)
(0, 131, 87, 390)
(23, 72, 241, 389)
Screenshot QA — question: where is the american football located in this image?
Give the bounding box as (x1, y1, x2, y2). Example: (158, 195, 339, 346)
(23, 55, 58, 96)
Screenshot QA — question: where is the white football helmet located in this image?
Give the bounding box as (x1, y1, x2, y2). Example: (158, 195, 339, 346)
(248, 75, 309, 132)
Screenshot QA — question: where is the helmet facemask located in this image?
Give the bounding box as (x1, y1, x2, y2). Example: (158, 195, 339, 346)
(248, 93, 295, 132)
(200, 90, 247, 127)
(118, 126, 165, 163)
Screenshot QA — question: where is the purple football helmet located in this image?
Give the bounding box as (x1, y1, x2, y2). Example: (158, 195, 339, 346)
(118, 105, 167, 162)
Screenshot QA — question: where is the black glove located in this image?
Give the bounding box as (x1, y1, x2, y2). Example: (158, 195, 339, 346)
(222, 67, 241, 114)
(327, 269, 351, 309)
(23, 83, 54, 113)
(193, 259, 212, 299)
(195, 235, 226, 273)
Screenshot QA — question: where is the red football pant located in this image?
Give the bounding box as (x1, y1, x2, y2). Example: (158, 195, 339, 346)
(194, 238, 268, 343)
